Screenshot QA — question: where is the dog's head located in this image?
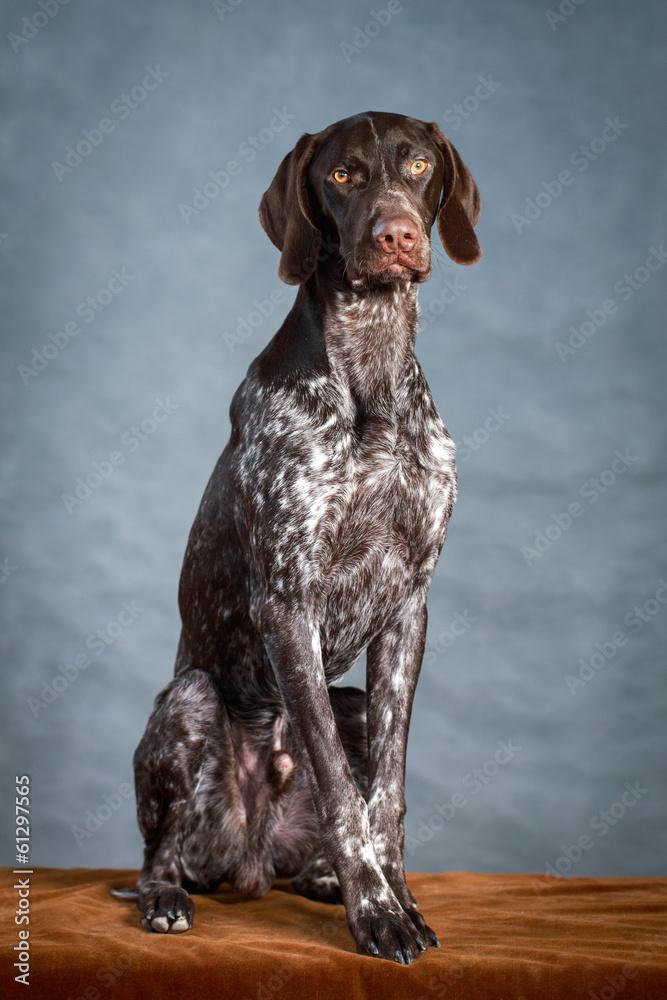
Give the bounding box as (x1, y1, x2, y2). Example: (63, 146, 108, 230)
(259, 111, 481, 288)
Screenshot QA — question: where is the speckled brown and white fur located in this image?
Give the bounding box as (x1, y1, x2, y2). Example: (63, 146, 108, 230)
(127, 111, 481, 964)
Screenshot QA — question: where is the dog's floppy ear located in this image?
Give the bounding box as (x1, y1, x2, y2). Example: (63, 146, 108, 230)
(428, 123, 482, 265)
(258, 132, 322, 285)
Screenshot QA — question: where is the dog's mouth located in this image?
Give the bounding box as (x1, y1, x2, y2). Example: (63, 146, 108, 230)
(346, 252, 430, 289)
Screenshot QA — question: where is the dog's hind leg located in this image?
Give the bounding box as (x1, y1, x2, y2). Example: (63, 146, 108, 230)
(291, 852, 343, 904)
(133, 666, 244, 933)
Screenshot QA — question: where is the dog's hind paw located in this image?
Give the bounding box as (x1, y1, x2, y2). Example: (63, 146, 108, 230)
(140, 886, 194, 934)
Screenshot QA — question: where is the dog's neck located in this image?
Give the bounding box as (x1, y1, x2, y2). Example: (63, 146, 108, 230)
(315, 277, 420, 410)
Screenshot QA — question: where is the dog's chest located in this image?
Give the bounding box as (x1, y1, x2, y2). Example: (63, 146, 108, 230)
(304, 377, 456, 658)
(317, 289, 456, 568)
(233, 289, 457, 658)
(325, 406, 452, 555)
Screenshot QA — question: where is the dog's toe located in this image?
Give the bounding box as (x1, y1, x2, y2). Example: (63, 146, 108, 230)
(148, 914, 170, 933)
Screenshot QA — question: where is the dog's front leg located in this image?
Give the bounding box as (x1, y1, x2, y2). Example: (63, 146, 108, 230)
(257, 596, 430, 964)
(365, 600, 440, 948)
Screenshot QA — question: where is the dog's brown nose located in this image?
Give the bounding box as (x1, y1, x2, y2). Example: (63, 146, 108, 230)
(373, 216, 419, 253)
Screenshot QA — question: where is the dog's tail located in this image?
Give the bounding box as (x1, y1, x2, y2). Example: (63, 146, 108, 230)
(110, 887, 139, 900)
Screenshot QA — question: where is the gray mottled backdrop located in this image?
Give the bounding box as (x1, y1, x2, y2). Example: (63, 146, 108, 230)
(1, 0, 665, 878)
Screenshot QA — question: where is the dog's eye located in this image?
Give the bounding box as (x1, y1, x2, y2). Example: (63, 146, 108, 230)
(410, 159, 428, 176)
(332, 169, 350, 184)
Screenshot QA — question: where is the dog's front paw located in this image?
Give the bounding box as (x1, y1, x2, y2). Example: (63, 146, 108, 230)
(400, 902, 440, 951)
(348, 895, 438, 964)
(140, 886, 194, 934)
(381, 868, 440, 952)
(380, 859, 419, 909)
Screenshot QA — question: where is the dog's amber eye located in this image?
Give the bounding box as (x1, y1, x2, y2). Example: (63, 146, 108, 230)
(410, 159, 428, 175)
(332, 169, 349, 184)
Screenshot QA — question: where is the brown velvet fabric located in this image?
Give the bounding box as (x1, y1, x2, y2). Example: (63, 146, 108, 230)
(2, 868, 666, 999)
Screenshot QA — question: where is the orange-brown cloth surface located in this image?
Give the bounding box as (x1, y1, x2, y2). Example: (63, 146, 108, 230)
(2, 868, 666, 999)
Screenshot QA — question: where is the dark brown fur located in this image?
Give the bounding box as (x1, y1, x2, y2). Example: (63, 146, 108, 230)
(128, 111, 481, 963)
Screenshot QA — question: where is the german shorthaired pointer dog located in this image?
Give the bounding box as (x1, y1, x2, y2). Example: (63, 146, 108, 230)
(126, 111, 481, 964)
